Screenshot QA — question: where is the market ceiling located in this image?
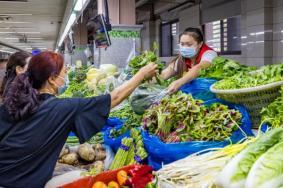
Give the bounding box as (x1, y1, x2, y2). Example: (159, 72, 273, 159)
(0, 0, 67, 53)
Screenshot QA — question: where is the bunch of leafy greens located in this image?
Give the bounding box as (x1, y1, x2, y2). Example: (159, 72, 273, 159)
(261, 87, 283, 128)
(214, 63, 283, 90)
(142, 92, 242, 142)
(216, 128, 283, 188)
(60, 66, 94, 98)
(109, 104, 142, 138)
(199, 57, 256, 80)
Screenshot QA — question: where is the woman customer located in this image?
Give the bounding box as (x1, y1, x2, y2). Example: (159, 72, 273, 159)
(161, 27, 218, 93)
(0, 51, 157, 187)
(0, 51, 31, 98)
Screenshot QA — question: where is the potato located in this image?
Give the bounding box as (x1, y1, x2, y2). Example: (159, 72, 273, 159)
(61, 153, 79, 165)
(95, 150, 106, 161)
(59, 145, 70, 159)
(78, 143, 96, 162)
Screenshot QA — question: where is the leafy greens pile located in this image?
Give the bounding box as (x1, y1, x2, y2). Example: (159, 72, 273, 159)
(199, 57, 256, 80)
(142, 92, 242, 142)
(214, 63, 283, 90)
(261, 87, 283, 128)
(109, 104, 142, 138)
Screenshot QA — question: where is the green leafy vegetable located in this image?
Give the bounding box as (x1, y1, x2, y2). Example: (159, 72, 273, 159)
(215, 128, 283, 188)
(199, 57, 256, 79)
(214, 64, 283, 90)
(246, 141, 283, 188)
(109, 104, 142, 138)
(261, 87, 283, 128)
(143, 92, 242, 142)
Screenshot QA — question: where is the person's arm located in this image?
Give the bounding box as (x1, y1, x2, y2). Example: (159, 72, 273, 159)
(160, 63, 177, 80)
(167, 61, 211, 93)
(110, 63, 157, 108)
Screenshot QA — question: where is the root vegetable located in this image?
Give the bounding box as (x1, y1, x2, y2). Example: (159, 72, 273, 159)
(61, 153, 79, 165)
(59, 145, 70, 158)
(95, 150, 106, 161)
(78, 143, 96, 162)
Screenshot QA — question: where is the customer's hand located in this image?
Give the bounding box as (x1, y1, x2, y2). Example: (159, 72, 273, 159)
(138, 63, 158, 80)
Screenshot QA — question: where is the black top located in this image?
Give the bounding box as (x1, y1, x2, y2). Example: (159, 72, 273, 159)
(0, 94, 111, 188)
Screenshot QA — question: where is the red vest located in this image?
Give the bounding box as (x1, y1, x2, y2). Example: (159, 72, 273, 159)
(185, 44, 214, 69)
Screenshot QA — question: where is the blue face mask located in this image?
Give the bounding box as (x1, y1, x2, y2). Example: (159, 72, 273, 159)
(179, 46, 197, 58)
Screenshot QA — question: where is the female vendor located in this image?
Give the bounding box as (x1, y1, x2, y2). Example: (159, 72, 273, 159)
(0, 51, 157, 187)
(161, 27, 218, 93)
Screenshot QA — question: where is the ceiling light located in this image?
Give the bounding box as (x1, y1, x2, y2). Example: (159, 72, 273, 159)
(0, 21, 31, 24)
(0, 31, 40, 34)
(28, 37, 44, 40)
(74, 0, 87, 11)
(0, 49, 13, 54)
(58, 13, 76, 46)
(0, 27, 34, 29)
(4, 37, 18, 40)
(0, 14, 32, 16)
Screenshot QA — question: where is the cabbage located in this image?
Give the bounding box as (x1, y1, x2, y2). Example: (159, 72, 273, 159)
(87, 68, 99, 75)
(100, 64, 118, 76)
(86, 71, 107, 82)
(215, 128, 283, 188)
(246, 141, 283, 188)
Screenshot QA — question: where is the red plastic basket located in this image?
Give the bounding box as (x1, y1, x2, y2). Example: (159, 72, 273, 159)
(60, 165, 140, 188)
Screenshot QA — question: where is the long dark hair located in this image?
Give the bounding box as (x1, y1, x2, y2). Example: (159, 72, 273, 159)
(3, 51, 64, 121)
(0, 51, 31, 97)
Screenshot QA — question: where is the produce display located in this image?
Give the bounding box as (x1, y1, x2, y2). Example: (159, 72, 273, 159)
(128, 43, 164, 76)
(157, 138, 253, 187)
(213, 63, 283, 90)
(143, 92, 242, 142)
(55, 55, 283, 188)
(109, 104, 142, 138)
(61, 64, 118, 98)
(199, 57, 256, 80)
(216, 128, 283, 188)
(261, 87, 283, 128)
(110, 129, 148, 170)
(58, 143, 106, 173)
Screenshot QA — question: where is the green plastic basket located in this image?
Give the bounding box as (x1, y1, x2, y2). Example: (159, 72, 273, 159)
(210, 81, 283, 128)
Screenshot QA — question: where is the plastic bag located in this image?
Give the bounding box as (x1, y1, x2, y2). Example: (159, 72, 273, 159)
(179, 78, 217, 101)
(142, 99, 254, 170)
(103, 145, 115, 170)
(129, 84, 167, 115)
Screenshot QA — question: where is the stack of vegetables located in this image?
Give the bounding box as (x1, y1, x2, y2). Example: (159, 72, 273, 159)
(143, 92, 242, 142)
(261, 87, 283, 128)
(109, 104, 142, 138)
(199, 57, 256, 80)
(215, 128, 283, 188)
(213, 63, 283, 90)
(157, 138, 254, 187)
(61, 66, 93, 98)
(61, 64, 118, 98)
(128, 43, 175, 86)
(58, 143, 106, 173)
(128, 43, 163, 76)
(109, 129, 148, 170)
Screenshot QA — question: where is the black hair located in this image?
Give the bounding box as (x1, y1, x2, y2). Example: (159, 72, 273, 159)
(0, 51, 31, 97)
(3, 51, 64, 122)
(180, 27, 204, 44)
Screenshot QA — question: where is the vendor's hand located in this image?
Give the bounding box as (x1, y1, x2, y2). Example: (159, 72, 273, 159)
(168, 80, 183, 93)
(139, 63, 158, 80)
